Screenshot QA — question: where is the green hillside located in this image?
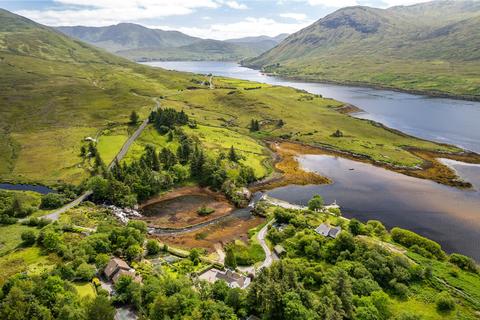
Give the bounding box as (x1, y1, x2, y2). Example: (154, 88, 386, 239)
(244, 0, 480, 99)
(0, 8, 471, 188)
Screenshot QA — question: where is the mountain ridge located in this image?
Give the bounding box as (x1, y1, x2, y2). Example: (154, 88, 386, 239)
(55, 23, 287, 62)
(243, 0, 480, 99)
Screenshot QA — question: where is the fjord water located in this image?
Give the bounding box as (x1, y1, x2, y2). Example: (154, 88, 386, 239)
(268, 155, 480, 260)
(145, 61, 480, 259)
(146, 61, 480, 153)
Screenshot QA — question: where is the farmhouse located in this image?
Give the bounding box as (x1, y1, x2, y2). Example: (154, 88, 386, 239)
(198, 268, 251, 289)
(104, 258, 142, 284)
(315, 223, 342, 239)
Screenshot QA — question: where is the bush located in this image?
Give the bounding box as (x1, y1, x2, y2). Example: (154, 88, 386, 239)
(0, 214, 17, 225)
(146, 239, 161, 256)
(449, 253, 478, 273)
(391, 228, 445, 260)
(40, 193, 66, 209)
(436, 291, 455, 312)
(76, 263, 96, 281)
(197, 206, 215, 216)
(21, 230, 36, 246)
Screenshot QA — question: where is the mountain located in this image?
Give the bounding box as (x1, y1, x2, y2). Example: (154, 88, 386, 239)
(56, 23, 284, 62)
(226, 33, 289, 44)
(244, 0, 480, 99)
(0, 8, 197, 184)
(56, 23, 200, 52)
(117, 38, 277, 62)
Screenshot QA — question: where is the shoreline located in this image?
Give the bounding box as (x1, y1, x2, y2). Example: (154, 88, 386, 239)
(241, 65, 480, 102)
(258, 141, 480, 191)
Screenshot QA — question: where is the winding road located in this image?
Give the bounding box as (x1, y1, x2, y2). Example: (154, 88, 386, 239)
(257, 219, 276, 270)
(43, 99, 160, 221)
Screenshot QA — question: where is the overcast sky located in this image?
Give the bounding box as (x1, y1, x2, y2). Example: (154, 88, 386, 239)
(2, 0, 432, 39)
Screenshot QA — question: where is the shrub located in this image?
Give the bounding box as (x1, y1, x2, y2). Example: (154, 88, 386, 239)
(449, 253, 478, 273)
(0, 214, 17, 225)
(146, 239, 161, 256)
(391, 228, 445, 260)
(197, 206, 215, 216)
(21, 230, 36, 246)
(436, 291, 455, 312)
(76, 263, 96, 281)
(40, 193, 66, 209)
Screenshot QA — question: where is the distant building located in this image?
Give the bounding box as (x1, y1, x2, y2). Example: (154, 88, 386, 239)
(315, 223, 342, 239)
(273, 245, 286, 257)
(198, 268, 251, 289)
(104, 258, 142, 284)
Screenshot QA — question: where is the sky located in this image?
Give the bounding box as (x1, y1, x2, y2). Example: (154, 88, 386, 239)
(1, 0, 432, 40)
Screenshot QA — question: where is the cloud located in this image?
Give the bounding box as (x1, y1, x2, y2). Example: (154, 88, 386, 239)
(15, 0, 224, 26)
(222, 1, 248, 10)
(305, 0, 432, 7)
(279, 13, 308, 21)
(152, 17, 312, 40)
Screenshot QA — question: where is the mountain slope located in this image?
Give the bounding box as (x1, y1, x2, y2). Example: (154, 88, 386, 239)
(244, 0, 480, 99)
(0, 9, 198, 184)
(56, 23, 200, 52)
(56, 23, 283, 61)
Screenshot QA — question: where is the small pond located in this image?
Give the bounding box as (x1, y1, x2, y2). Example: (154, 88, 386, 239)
(0, 183, 55, 194)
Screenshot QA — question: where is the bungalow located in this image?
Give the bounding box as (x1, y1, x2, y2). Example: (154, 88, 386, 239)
(198, 268, 251, 289)
(273, 245, 286, 257)
(104, 258, 142, 284)
(315, 223, 342, 239)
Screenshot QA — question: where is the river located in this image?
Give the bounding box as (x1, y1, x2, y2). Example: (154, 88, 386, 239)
(144, 61, 480, 260)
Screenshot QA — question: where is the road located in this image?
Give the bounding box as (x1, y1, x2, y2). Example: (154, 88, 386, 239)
(108, 98, 160, 170)
(43, 99, 159, 221)
(257, 219, 276, 270)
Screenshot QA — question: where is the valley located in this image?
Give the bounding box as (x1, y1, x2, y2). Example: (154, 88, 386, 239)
(0, 3, 480, 320)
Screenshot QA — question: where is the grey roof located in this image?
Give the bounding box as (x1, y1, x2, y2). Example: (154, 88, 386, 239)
(274, 245, 286, 256)
(315, 223, 342, 238)
(328, 226, 342, 238)
(104, 258, 130, 279)
(315, 223, 330, 236)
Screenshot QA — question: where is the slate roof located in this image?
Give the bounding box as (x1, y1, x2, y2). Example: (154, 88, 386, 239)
(315, 223, 342, 238)
(104, 258, 130, 279)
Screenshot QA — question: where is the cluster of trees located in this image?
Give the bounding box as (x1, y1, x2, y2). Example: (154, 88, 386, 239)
(391, 227, 445, 260)
(150, 108, 189, 134)
(260, 205, 461, 319)
(249, 119, 260, 132)
(0, 273, 115, 320)
(0, 191, 36, 224)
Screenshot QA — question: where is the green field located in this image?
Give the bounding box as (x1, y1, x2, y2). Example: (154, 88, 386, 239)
(74, 282, 97, 298)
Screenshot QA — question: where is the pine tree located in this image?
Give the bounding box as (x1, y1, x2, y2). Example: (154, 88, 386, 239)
(224, 245, 237, 269)
(130, 111, 139, 124)
(228, 146, 239, 162)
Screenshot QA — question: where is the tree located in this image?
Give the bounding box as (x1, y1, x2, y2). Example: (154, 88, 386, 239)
(146, 239, 161, 256)
(40, 193, 65, 210)
(436, 291, 455, 312)
(250, 119, 260, 132)
(224, 245, 237, 269)
(88, 142, 97, 158)
(159, 147, 177, 170)
(189, 248, 201, 266)
(80, 145, 87, 158)
(125, 244, 143, 262)
(349, 218, 363, 236)
(332, 129, 343, 137)
(130, 111, 139, 124)
(21, 230, 36, 246)
(228, 146, 239, 162)
(85, 295, 115, 320)
(76, 262, 96, 281)
(308, 194, 324, 211)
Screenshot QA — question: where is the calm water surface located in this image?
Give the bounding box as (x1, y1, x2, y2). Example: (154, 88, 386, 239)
(144, 61, 480, 259)
(268, 155, 480, 260)
(0, 183, 54, 194)
(145, 61, 480, 153)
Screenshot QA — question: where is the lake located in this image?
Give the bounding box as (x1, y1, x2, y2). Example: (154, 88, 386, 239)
(268, 155, 480, 260)
(144, 61, 480, 260)
(145, 61, 480, 153)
